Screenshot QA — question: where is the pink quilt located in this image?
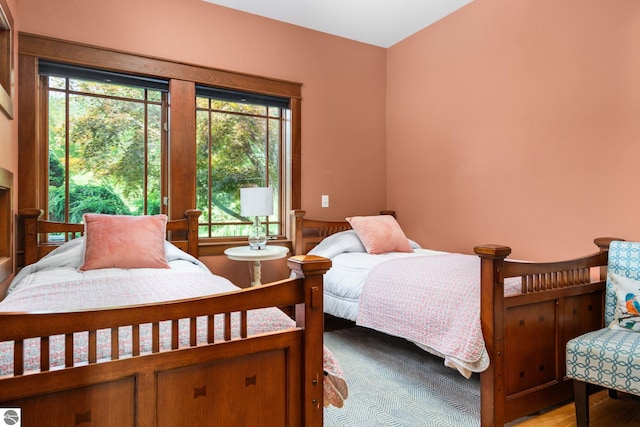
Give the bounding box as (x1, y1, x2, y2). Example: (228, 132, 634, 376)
(356, 253, 520, 375)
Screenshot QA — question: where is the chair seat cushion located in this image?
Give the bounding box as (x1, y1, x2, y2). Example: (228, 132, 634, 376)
(566, 328, 640, 395)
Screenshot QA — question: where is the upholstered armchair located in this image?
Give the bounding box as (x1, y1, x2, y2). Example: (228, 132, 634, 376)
(566, 240, 640, 427)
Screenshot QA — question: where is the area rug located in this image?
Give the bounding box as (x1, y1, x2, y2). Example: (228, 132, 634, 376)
(324, 327, 480, 427)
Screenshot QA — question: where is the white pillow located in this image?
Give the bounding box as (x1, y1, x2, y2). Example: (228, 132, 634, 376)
(308, 230, 366, 259)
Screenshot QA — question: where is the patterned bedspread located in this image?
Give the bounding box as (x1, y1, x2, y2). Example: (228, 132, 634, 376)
(356, 253, 520, 377)
(0, 270, 296, 376)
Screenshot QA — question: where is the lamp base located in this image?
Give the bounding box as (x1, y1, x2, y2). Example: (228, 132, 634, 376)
(248, 217, 267, 250)
(248, 240, 267, 250)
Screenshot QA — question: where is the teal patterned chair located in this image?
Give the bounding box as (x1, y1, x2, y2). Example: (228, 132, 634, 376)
(566, 240, 640, 427)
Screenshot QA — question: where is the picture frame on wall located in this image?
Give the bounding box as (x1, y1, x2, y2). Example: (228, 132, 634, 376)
(0, 0, 13, 119)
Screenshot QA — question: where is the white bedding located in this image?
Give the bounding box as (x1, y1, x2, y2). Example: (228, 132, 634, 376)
(6, 237, 209, 297)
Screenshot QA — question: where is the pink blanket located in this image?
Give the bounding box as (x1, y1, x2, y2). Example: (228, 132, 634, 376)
(356, 253, 520, 375)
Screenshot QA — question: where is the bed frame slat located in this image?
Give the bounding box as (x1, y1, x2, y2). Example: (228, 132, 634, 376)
(224, 312, 232, 341)
(241, 311, 248, 338)
(111, 327, 119, 360)
(89, 330, 97, 364)
(207, 315, 215, 343)
(40, 337, 49, 371)
(521, 266, 593, 294)
(131, 325, 139, 357)
(189, 317, 197, 346)
(13, 340, 23, 376)
(171, 320, 179, 350)
(65, 334, 73, 368)
(152, 322, 160, 353)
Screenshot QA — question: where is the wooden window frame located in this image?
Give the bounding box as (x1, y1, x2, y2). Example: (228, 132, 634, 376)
(18, 33, 302, 256)
(0, 0, 14, 119)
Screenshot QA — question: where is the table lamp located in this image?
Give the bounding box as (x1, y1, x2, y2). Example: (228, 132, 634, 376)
(240, 187, 273, 250)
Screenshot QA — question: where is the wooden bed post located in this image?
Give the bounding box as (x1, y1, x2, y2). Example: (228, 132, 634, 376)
(183, 208, 201, 258)
(18, 208, 42, 266)
(292, 210, 306, 256)
(288, 254, 332, 427)
(474, 244, 512, 427)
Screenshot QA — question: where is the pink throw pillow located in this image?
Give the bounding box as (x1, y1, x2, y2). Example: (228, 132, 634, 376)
(79, 213, 170, 271)
(346, 215, 413, 254)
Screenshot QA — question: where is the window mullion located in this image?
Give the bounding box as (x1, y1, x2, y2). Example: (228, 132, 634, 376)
(207, 104, 214, 238)
(64, 78, 70, 224)
(143, 91, 149, 214)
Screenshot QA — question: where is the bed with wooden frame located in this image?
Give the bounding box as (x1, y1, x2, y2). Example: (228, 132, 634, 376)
(292, 209, 614, 426)
(0, 205, 332, 427)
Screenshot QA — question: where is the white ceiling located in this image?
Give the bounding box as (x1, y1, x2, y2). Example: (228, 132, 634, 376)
(202, 0, 473, 48)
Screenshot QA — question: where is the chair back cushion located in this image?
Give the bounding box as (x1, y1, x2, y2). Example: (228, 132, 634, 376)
(606, 241, 640, 325)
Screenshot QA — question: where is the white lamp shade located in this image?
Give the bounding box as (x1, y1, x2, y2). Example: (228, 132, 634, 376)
(241, 187, 274, 217)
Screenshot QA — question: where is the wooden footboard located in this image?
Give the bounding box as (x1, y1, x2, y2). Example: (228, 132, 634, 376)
(475, 239, 613, 426)
(0, 255, 330, 427)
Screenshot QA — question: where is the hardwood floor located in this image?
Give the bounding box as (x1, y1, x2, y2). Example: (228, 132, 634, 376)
(509, 390, 640, 426)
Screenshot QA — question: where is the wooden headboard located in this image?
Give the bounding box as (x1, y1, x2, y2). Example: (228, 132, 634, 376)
(291, 209, 396, 255)
(0, 167, 13, 290)
(19, 209, 202, 266)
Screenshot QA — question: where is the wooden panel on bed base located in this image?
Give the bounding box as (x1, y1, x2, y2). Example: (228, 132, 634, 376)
(18, 208, 202, 265)
(475, 238, 615, 426)
(0, 255, 331, 427)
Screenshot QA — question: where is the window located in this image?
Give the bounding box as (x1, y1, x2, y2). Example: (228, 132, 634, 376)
(40, 62, 168, 223)
(19, 35, 302, 254)
(195, 86, 289, 239)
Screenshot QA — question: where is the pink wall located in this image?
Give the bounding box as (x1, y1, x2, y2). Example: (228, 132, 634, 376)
(387, 0, 640, 260)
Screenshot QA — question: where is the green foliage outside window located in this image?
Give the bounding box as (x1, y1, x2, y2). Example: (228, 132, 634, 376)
(46, 73, 286, 239)
(47, 77, 162, 221)
(195, 100, 282, 238)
